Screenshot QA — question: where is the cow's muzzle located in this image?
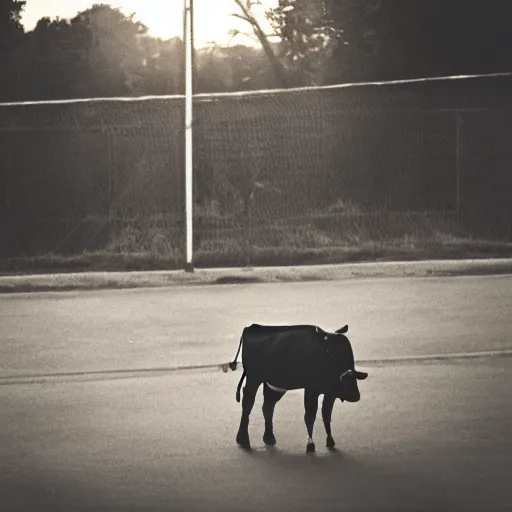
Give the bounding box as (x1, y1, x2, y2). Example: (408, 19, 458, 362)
(343, 392, 360, 403)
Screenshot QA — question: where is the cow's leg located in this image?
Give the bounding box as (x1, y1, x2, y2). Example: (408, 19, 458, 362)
(321, 393, 337, 449)
(262, 383, 285, 446)
(304, 389, 319, 453)
(236, 376, 261, 449)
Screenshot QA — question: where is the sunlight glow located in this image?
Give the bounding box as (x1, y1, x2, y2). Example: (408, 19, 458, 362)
(21, 0, 278, 47)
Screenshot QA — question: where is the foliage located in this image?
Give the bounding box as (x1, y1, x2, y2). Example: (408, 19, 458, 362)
(230, 0, 343, 86)
(196, 43, 273, 92)
(0, 2, 280, 101)
(0, 0, 25, 35)
(11, 4, 152, 99)
(266, 0, 342, 85)
(1, 1, 512, 99)
(0, 0, 26, 99)
(232, 0, 291, 87)
(133, 35, 185, 95)
(323, 0, 512, 83)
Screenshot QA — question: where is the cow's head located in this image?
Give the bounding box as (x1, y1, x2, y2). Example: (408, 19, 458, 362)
(338, 367, 368, 402)
(321, 324, 368, 402)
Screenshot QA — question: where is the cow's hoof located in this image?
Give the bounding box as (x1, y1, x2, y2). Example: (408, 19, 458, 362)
(326, 436, 336, 449)
(263, 432, 276, 445)
(306, 442, 316, 453)
(236, 431, 251, 450)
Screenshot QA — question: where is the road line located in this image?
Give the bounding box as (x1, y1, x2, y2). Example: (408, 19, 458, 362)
(1, 349, 512, 386)
(358, 349, 512, 366)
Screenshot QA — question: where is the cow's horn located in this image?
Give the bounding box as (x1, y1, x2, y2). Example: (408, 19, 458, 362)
(340, 369, 353, 380)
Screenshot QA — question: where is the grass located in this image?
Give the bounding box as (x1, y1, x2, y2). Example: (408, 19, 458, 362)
(1, 213, 511, 275)
(1, 237, 511, 276)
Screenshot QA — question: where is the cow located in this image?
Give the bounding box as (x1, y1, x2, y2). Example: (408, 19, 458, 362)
(224, 323, 368, 453)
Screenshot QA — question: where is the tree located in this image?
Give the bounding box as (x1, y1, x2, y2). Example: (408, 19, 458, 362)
(11, 16, 90, 100)
(0, 0, 25, 43)
(0, 0, 26, 100)
(4, 4, 167, 100)
(69, 4, 150, 97)
(196, 44, 274, 93)
(232, 0, 292, 87)
(136, 36, 185, 95)
(231, 0, 342, 87)
(266, 0, 342, 85)
(324, 0, 512, 84)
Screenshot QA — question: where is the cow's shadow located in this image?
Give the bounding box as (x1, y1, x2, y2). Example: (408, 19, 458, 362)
(237, 443, 467, 510)
(239, 443, 360, 471)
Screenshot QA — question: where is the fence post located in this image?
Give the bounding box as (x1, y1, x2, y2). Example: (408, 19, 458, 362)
(455, 110, 463, 233)
(3, 138, 11, 257)
(245, 199, 253, 267)
(106, 129, 113, 245)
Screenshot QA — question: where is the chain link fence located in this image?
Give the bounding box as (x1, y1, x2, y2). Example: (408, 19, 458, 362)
(1, 79, 511, 268)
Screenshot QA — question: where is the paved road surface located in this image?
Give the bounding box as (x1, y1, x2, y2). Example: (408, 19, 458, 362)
(1, 275, 511, 377)
(1, 275, 511, 510)
(2, 357, 512, 511)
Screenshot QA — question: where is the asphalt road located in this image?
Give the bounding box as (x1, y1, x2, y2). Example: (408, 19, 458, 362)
(1, 275, 512, 378)
(1, 357, 512, 511)
(1, 275, 511, 511)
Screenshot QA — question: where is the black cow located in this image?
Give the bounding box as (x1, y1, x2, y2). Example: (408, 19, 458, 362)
(224, 323, 368, 453)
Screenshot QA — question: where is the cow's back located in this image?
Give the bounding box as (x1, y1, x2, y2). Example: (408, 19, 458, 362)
(241, 324, 326, 390)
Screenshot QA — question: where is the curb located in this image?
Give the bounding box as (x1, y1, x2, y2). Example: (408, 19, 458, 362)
(1, 258, 512, 294)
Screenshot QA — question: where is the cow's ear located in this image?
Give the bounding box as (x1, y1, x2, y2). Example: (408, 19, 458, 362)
(336, 325, 348, 334)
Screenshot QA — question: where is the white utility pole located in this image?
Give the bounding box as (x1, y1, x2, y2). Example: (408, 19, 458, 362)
(184, 0, 194, 272)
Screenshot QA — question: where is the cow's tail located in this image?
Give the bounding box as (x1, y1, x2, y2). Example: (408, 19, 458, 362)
(235, 370, 246, 403)
(219, 331, 244, 373)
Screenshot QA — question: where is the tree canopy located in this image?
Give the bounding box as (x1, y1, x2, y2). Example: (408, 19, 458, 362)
(1, 0, 25, 39)
(0, 0, 510, 102)
(323, 0, 512, 83)
(0, 0, 26, 99)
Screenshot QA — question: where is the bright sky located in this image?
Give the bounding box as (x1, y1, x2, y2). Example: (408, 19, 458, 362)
(21, 0, 278, 47)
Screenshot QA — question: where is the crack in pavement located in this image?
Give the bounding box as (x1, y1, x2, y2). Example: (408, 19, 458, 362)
(2, 349, 512, 386)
